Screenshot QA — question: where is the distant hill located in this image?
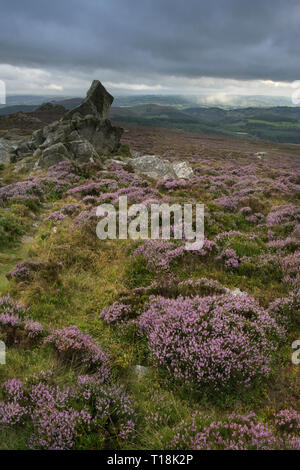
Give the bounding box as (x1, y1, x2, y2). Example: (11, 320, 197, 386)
(111, 104, 300, 144)
(0, 105, 37, 115)
(51, 97, 83, 109)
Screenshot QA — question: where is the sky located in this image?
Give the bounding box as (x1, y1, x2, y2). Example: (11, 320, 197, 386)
(0, 0, 300, 100)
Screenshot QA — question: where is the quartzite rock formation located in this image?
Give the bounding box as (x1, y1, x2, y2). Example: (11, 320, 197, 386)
(9, 80, 123, 167)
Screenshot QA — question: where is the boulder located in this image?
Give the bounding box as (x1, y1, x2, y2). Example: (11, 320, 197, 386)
(254, 151, 268, 160)
(131, 154, 194, 180)
(131, 154, 176, 180)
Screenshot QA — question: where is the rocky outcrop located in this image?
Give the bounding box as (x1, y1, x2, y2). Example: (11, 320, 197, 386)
(9, 80, 123, 166)
(131, 154, 194, 180)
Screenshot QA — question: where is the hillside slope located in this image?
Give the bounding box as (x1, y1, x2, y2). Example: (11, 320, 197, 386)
(0, 123, 299, 450)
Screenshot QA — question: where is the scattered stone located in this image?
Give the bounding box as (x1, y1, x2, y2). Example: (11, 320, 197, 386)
(254, 151, 268, 159)
(21, 235, 35, 243)
(132, 365, 149, 378)
(225, 287, 245, 297)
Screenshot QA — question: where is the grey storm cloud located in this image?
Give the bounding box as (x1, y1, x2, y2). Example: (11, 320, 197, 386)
(0, 0, 300, 82)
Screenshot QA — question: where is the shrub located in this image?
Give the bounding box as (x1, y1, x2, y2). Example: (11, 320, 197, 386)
(7, 260, 63, 283)
(0, 373, 136, 450)
(0, 210, 26, 248)
(44, 325, 110, 377)
(99, 302, 131, 324)
(139, 294, 284, 391)
(170, 412, 300, 450)
(0, 296, 43, 345)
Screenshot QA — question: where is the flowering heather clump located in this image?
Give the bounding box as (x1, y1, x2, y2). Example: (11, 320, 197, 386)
(67, 180, 118, 197)
(0, 295, 43, 344)
(217, 248, 239, 268)
(267, 236, 300, 252)
(275, 409, 300, 434)
(0, 374, 136, 449)
(156, 179, 189, 191)
(170, 412, 300, 450)
(268, 290, 300, 326)
(23, 319, 44, 338)
(99, 185, 159, 205)
(44, 325, 110, 376)
(0, 178, 46, 206)
(139, 294, 284, 390)
(266, 204, 300, 227)
(133, 240, 185, 272)
(197, 238, 219, 257)
(60, 202, 81, 215)
(245, 212, 265, 224)
(177, 277, 226, 296)
(75, 376, 136, 444)
(48, 211, 67, 222)
(72, 207, 98, 229)
(0, 295, 28, 317)
(7, 260, 63, 283)
(99, 302, 131, 324)
(281, 252, 300, 288)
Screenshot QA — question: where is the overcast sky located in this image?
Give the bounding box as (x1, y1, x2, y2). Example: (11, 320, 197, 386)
(0, 0, 300, 98)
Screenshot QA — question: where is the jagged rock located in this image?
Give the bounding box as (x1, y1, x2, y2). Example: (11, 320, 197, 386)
(63, 80, 113, 120)
(173, 161, 194, 179)
(10, 80, 123, 166)
(131, 154, 194, 180)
